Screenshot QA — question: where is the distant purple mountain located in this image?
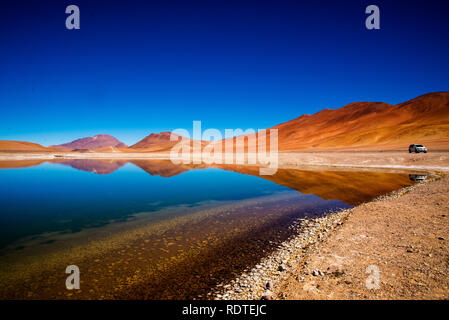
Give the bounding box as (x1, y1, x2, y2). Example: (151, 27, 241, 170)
(52, 134, 127, 150)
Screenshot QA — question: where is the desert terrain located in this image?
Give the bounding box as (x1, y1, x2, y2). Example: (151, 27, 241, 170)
(1, 92, 449, 155)
(277, 174, 449, 299)
(0, 91, 448, 300)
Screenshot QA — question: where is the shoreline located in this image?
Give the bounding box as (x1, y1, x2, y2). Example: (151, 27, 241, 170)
(1, 151, 449, 172)
(213, 173, 448, 300)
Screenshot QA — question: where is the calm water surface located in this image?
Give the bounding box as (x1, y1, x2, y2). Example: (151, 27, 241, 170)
(0, 160, 417, 299)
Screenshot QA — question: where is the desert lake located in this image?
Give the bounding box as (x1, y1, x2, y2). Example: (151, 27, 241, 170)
(0, 159, 420, 299)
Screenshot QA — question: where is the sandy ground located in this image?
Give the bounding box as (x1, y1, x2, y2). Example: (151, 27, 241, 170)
(278, 151, 449, 172)
(274, 174, 449, 299)
(213, 174, 448, 300)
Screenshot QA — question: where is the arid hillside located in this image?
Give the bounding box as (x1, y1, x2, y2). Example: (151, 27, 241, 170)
(2, 92, 448, 154)
(0, 141, 52, 153)
(274, 92, 449, 151)
(130, 132, 207, 152)
(132, 92, 449, 153)
(130, 132, 180, 151)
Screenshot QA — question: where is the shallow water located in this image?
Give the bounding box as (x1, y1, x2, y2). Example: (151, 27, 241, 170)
(0, 159, 417, 299)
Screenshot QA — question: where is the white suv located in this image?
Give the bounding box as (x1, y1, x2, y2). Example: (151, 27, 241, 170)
(409, 144, 427, 153)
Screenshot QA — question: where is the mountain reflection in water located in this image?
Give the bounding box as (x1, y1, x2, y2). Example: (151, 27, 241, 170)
(0, 159, 418, 299)
(46, 159, 415, 206)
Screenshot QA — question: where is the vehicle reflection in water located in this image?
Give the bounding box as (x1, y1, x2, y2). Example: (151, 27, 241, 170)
(409, 174, 427, 181)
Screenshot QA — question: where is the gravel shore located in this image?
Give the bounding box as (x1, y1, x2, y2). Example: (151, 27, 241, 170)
(213, 173, 448, 300)
(212, 207, 352, 300)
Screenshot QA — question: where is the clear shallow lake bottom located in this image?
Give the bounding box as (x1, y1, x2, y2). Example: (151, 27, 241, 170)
(0, 159, 418, 299)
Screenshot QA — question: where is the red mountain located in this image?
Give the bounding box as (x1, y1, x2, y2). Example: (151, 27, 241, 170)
(130, 132, 194, 152)
(7, 91, 448, 154)
(131, 92, 449, 153)
(219, 92, 449, 152)
(273, 92, 449, 151)
(51, 134, 127, 151)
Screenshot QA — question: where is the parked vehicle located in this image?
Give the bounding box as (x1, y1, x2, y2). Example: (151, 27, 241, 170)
(409, 144, 427, 153)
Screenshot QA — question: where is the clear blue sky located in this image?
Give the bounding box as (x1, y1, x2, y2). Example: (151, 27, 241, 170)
(1, 0, 448, 146)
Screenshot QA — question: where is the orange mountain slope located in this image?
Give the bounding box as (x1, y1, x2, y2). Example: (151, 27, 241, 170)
(130, 132, 180, 151)
(273, 92, 449, 151)
(130, 132, 208, 152)
(0, 140, 53, 152)
(132, 92, 449, 153)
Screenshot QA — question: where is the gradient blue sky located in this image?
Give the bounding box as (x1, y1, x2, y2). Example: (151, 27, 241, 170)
(1, 0, 448, 146)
